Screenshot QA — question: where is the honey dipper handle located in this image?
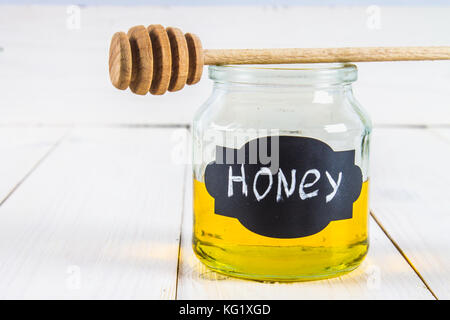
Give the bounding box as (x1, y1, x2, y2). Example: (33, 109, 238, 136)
(203, 46, 450, 65)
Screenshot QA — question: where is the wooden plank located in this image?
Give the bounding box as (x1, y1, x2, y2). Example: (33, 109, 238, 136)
(0, 127, 187, 299)
(0, 127, 67, 202)
(0, 5, 449, 126)
(371, 128, 450, 299)
(432, 128, 450, 142)
(176, 172, 434, 300)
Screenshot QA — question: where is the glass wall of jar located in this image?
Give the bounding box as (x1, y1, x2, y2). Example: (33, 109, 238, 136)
(192, 64, 371, 281)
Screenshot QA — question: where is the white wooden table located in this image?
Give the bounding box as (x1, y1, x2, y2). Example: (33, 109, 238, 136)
(0, 5, 449, 299)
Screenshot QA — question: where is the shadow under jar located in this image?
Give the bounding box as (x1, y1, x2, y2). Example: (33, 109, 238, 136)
(192, 64, 371, 281)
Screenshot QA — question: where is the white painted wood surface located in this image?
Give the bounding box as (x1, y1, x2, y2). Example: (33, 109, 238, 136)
(176, 172, 434, 300)
(0, 126, 442, 299)
(0, 4, 449, 300)
(0, 5, 449, 126)
(0, 128, 186, 299)
(433, 129, 450, 143)
(371, 128, 450, 299)
(0, 127, 67, 202)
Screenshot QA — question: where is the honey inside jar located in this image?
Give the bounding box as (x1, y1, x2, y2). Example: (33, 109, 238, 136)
(193, 178, 369, 281)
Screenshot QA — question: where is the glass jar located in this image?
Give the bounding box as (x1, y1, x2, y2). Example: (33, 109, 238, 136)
(192, 63, 371, 281)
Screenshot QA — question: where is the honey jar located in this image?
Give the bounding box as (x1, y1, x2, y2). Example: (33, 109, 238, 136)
(192, 63, 371, 281)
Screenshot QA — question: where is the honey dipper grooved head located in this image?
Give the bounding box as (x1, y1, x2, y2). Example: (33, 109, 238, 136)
(166, 27, 189, 92)
(185, 33, 203, 85)
(108, 24, 204, 95)
(127, 25, 153, 95)
(148, 24, 172, 95)
(109, 32, 132, 90)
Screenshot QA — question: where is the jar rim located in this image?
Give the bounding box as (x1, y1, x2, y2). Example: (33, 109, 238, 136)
(208, 63, 357, 86)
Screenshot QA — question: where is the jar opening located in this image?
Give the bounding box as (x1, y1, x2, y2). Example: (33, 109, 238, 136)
(208, 63, 357, 87)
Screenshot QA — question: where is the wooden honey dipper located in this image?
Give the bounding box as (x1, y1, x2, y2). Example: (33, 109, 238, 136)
(109, 24, 450, 95)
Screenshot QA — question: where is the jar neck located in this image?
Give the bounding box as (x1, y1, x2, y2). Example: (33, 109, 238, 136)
(211, 82, 355, 108)
(208, 63, 357, 92)
(212, 81, 354, 93)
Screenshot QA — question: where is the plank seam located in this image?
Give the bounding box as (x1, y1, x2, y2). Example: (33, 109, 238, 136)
(1, 123, 449, 129)
(175, 124, 191, 300)
(174, 165, 188, 300)
(0, 129, 72, 208)
(428, 128, 450, 144)
(375, 124, 450, 129)
(0, 123, 190, 129)
(370, 210, 439, 300)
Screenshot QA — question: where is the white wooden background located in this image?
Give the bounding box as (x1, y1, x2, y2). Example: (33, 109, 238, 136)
(0, 5, 449, 299)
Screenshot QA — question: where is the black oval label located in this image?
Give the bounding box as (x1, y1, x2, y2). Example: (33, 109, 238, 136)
(204, 136, 363, 238)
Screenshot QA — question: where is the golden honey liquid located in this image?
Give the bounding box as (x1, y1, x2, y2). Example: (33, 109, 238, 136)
(193, 179, 369, 281)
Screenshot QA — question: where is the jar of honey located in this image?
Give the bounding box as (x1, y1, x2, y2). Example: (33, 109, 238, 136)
(192, 63, 371, 281)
